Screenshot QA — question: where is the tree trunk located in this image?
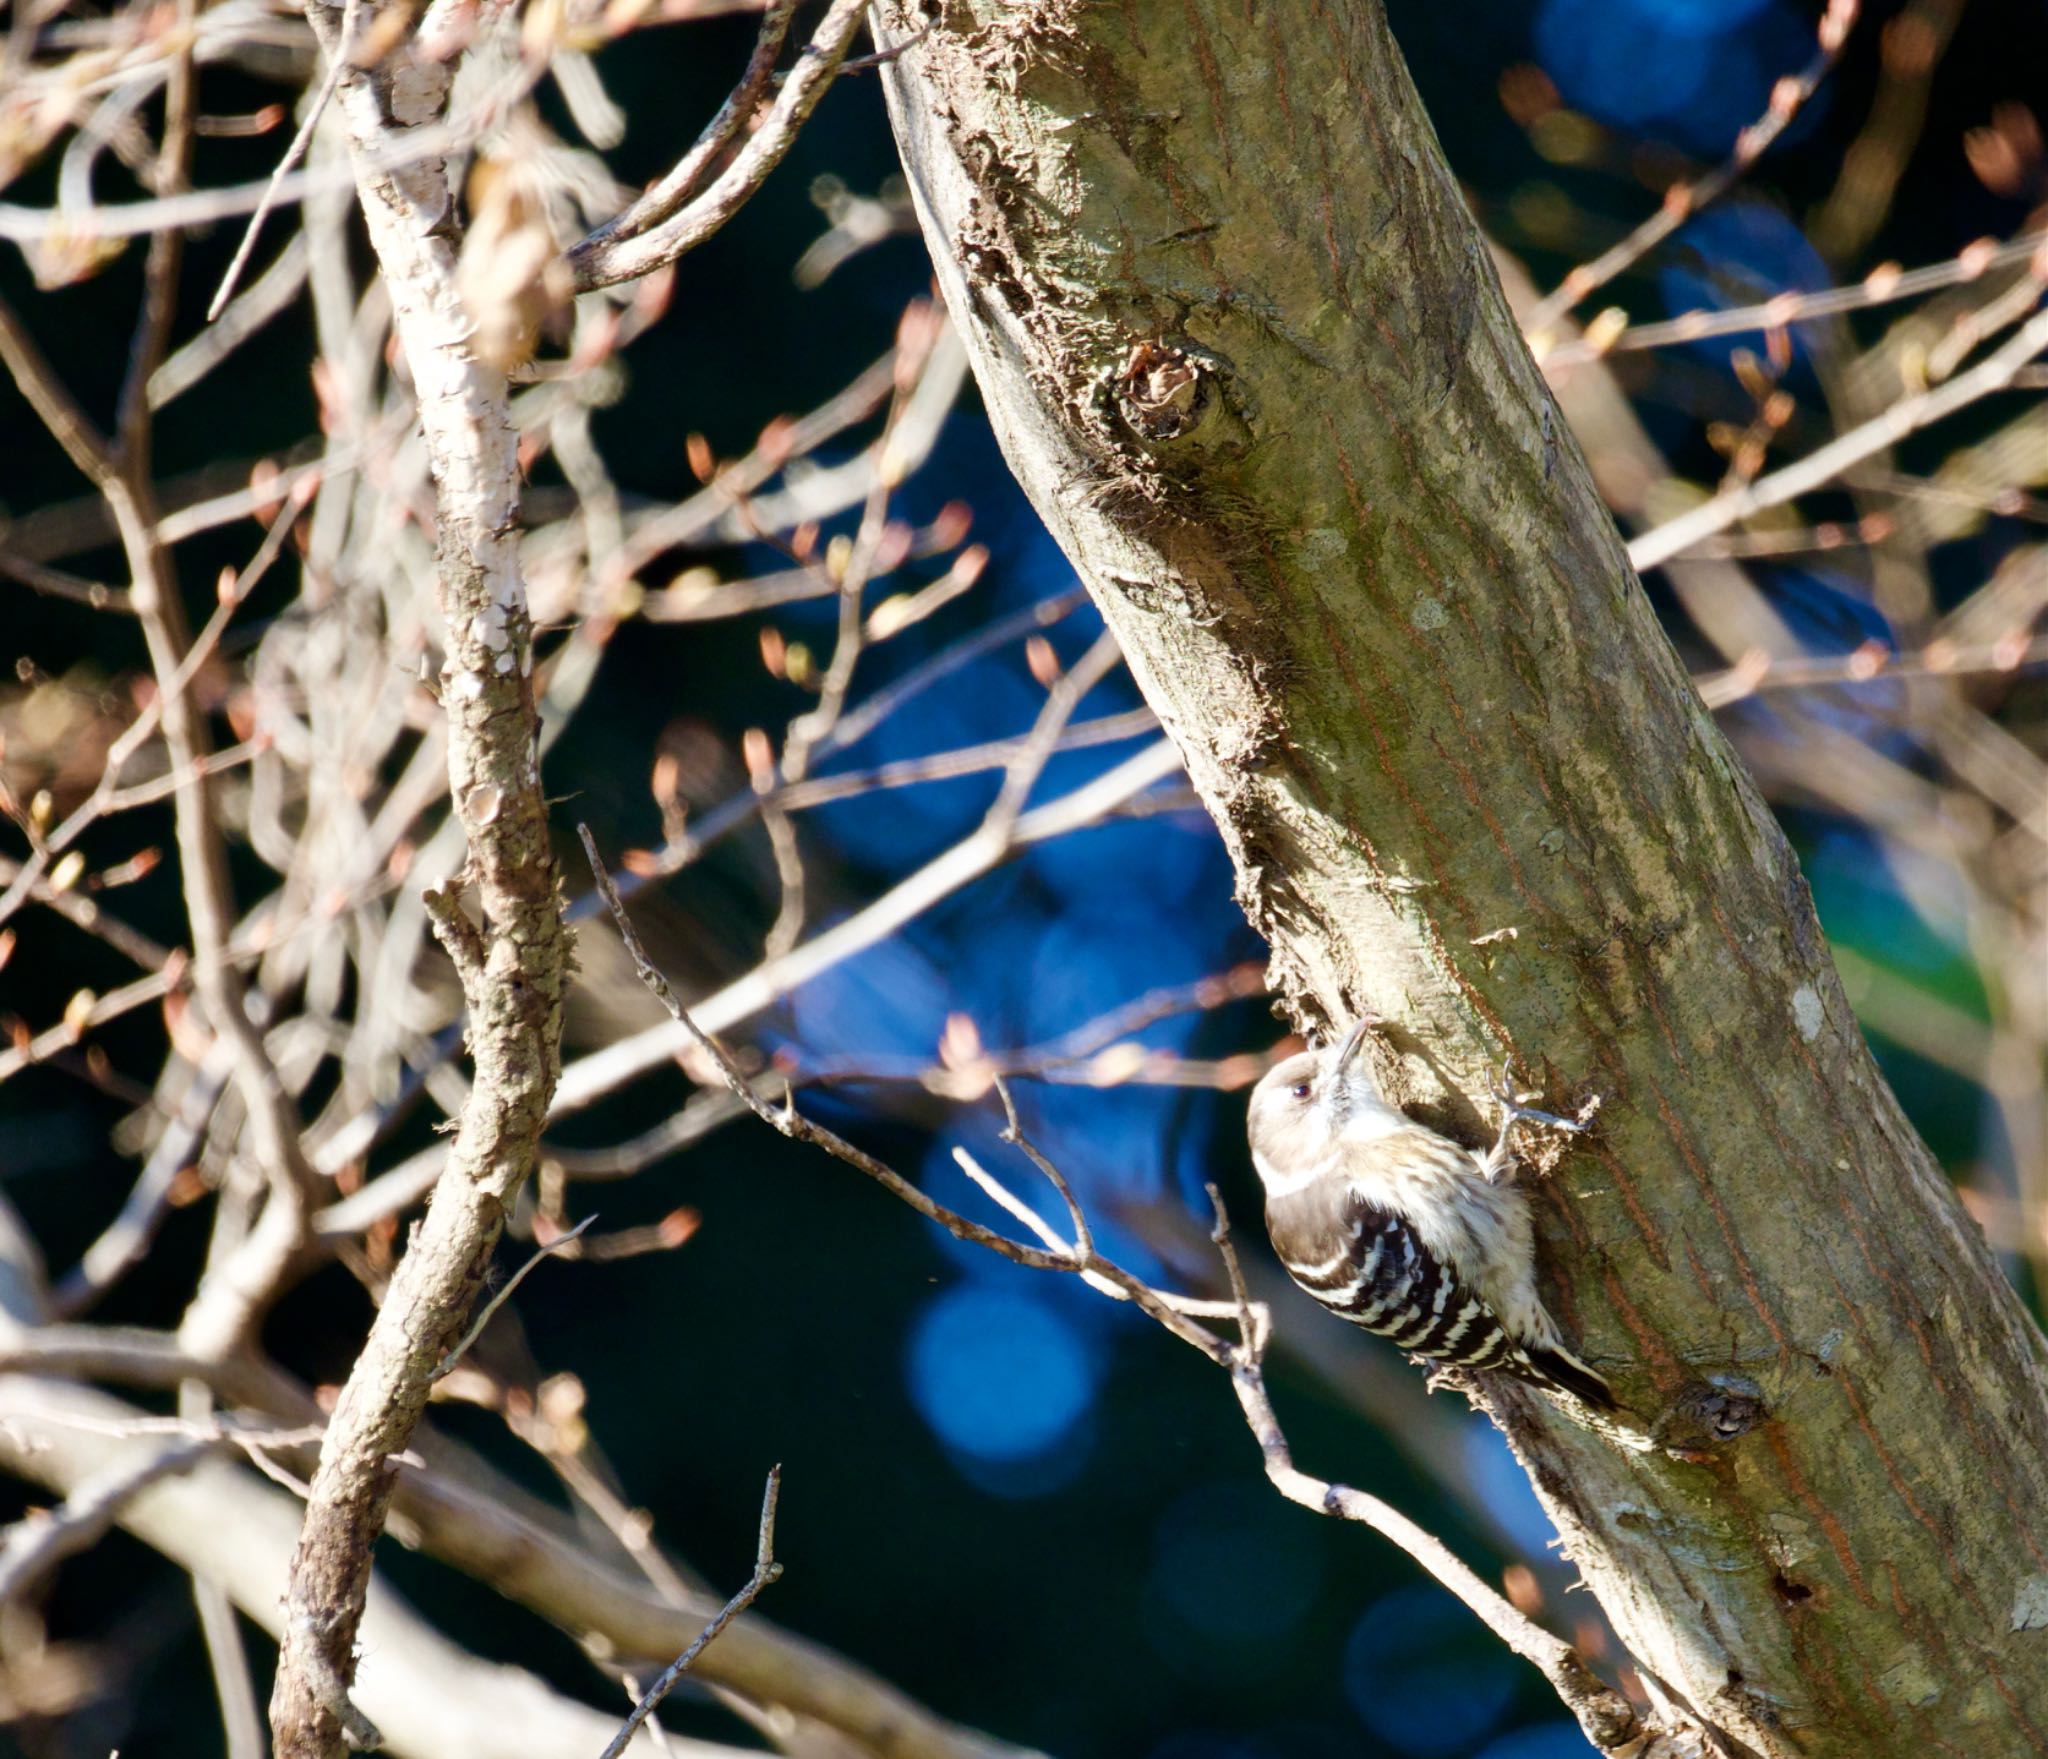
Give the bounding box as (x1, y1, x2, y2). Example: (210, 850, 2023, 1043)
(874, 2, 2048, 1753)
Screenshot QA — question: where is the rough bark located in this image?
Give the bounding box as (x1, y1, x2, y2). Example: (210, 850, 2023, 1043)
(269, 10, 574, 1754)
(875, 2, 2048, 1754)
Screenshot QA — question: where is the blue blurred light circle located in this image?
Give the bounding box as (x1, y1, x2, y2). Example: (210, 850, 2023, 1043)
(1534, 0, 1810, 152)
(1475, 1727, 1599, 1759)
(906, 1283, 1099, 1465)
(1345, 1584, 1518, 1755)
(1533, 0, 1710, 130)
(1627, 0, 1775, 34)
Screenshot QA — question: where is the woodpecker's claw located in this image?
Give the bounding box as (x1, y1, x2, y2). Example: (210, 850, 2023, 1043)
(1483, 1061, 1597, 1181)
(1491, 1061, 1591, 1134)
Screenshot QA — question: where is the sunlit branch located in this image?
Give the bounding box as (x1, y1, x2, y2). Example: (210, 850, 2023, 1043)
(1538, 227, 2048, 367)
(570, 0, 871, 292)
(1629, 304, 2048, 572)
(554, 738, 1182, 1117)
(1526, 0, 1857, 337)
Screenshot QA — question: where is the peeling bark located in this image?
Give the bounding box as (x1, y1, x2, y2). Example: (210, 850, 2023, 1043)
(875, 2, 2048, 1752)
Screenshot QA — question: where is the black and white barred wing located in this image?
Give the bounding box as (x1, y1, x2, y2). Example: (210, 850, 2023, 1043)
(1289, 1192, 1612, 1409)
(1289, 1201, 1514, 1368)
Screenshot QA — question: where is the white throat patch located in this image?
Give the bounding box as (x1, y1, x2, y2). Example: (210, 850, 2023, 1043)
(1338, 1102, 1410, 1146)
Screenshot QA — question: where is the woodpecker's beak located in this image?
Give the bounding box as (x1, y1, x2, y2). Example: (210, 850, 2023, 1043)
(1332, 1017, 1376, 1073)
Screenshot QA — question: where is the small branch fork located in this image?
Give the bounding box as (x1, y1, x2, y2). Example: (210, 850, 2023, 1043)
(579, 833, 1653, 1758)
(598, 1466, 784, 1759)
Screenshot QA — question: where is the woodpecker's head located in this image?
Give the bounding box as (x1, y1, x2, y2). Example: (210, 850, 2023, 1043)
(1247, 1019, 1388, 1194)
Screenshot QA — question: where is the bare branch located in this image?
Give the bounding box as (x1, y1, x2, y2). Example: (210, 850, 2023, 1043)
(0, 1381, 760, 1759)
(435, 1215, 597, 1379)
(1629, 304, 2048, 572)
(599, 1466, 785, 1759)
(1525, 0, 1857, 338)
(570, 0, 871, 291)
(265, 0, 575, 1745)
(575, 0, 799, 255)
(555, 738, 1181, 1116)
(1538, 227, 2048, 367)
(0, 1434, 215, 1602)
(205, 0, 358, 322)
(576, 841, 1642, 1748)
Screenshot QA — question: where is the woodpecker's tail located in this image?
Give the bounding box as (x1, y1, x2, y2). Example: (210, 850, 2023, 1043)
(1513, 1344, 1617, 1412)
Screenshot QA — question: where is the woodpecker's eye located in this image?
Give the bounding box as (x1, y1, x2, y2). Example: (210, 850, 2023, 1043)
(1289, 1081, 1312, 1102)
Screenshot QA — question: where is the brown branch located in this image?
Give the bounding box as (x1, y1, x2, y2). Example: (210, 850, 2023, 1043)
(433, 1215, 596, 1379)
(0, 261, 318, 1367)
(569, 0, 870, 292)
(0, 291, 117, 483)
(0, 553, 133, 611)
(1695, 630, 2048, 710)
(0, 854, 173, 972)
(577, 826, 1075, 1277)
(599, 1467, 785, 1759)
(115, 0, 197, 469)
(1201, 1193, 1643, 1754)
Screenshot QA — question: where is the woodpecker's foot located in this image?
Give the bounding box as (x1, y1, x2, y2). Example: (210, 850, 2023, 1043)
(1484, 1063, 1595, 1178)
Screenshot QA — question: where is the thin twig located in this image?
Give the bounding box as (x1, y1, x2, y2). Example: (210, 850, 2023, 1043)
(979, 629, 1124, 844)
(115, 0, 197, 465)
(1525, 0, 1857, 337)
(1538, 227, 2048, 367)
(435, 1215, 597, 1379)
(205, 0, 359, 322)
(570, 0, 871, 291)
(1202, 1186, 1639, 1752)
(775, 709, 1157, 812)
(1629, 303, 2048, 572)
(1695, 632, 2048, 710)
(554, 739, 1181, 1115)
(598, 1466, 785, 1759)
(992, 1076, 1091, 1259)
(576, 827, 1074, 1276)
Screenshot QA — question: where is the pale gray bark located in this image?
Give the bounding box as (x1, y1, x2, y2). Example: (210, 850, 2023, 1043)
(874, 2, 2048, 1753)
(267, 10, 575, 1752)
(0, 1379, 726, 1759)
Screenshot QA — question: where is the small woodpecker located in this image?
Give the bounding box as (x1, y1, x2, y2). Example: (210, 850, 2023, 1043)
(1247, 1020, 1614, 1410)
